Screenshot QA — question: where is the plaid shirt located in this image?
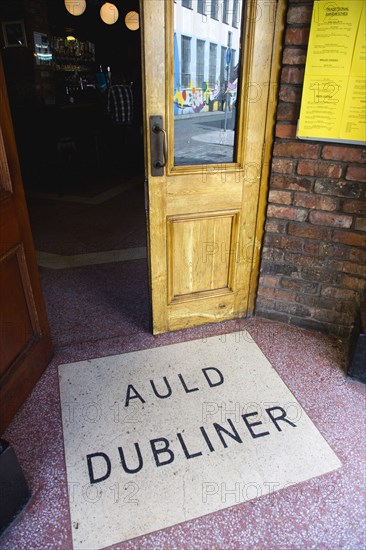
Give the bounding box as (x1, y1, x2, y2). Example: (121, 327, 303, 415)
(107, 84, 134, 125)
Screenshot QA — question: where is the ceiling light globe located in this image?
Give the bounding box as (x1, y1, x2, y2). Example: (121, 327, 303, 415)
(125, 11, 140, 31)
(64, 0, 86, 17)
(100, 3, 119, 25)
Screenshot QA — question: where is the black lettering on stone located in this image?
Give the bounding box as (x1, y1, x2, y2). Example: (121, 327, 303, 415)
(266, 406, 297, 431)
(200, 426, 215, 452)
(125, 384, 146, 407)
(87, 452, 111, 484)
(213, 418, 243, 448)
(150, 376, 172, 399)
(118, 443, 144, 474)
(150, 437, 175, 467)
(177, 432, 203, 459)
(242, 412, 270, 438)
(202, 367, 224, 388)
(178, 374, 199, 393)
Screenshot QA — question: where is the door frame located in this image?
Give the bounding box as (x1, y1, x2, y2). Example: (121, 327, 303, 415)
(247, 0, 287, 312)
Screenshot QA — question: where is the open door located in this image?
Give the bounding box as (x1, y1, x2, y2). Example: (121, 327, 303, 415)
(0, 56, 53, 433)
(142, 0, 282, 334)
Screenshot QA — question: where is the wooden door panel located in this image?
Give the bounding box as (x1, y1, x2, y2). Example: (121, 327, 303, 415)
(0, 245, 38, 374)
(166, 175, 243, 214)
(168, 210, 239, 301)
(168, 293, 236, 332)
(142, 0, 284, 334)
(0, 56, 52, 433)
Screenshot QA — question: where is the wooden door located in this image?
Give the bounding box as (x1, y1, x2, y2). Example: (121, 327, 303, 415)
(0, 56, 53, 433)
(142, 0, 284, 334)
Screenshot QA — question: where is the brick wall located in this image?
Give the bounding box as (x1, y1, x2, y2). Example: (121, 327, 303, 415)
(256, 0, 366, 337)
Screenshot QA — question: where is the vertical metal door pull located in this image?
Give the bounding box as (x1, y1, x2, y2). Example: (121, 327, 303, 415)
(150, 116, 167, 176)
(153, 125, 167, 168)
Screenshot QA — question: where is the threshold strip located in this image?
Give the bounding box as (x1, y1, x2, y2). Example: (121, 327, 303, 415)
(36, 247, 147, 269)
(26, 179, 142, 205)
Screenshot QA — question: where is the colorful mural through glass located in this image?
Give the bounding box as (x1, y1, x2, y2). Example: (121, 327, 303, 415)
(173, 0, 244, 166)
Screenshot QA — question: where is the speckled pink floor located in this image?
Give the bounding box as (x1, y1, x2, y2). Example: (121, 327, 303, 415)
(1, 182, 365, 549)
(2, 318, 366, 549)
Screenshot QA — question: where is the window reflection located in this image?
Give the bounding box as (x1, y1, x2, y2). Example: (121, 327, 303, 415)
(174, 0, 244, 166)
(211, 0, 219, 20)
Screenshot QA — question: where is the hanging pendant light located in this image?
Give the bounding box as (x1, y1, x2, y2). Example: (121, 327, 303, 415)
(64, 0, 86, 16)
(100, 2, 119, 25)
(125, 11, 139, 31)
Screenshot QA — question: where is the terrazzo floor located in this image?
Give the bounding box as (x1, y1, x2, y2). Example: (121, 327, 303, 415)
(1, 178, 365, 549)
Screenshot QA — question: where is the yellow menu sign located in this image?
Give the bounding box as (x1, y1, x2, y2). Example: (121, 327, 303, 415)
(298, 0, 366, 144)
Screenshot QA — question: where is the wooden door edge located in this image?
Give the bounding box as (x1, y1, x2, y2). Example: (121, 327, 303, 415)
(0, 55, 53, 433)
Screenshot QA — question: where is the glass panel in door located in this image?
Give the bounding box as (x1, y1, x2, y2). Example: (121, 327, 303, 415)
(173, 0, 244, 166)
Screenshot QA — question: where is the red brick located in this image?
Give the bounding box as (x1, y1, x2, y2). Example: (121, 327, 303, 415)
(297, 160, 342, 178)
(328, 260, 366, 277)
(275, 124, 297, 139)
(309, 211, 352, 228)
(279, 278, 302, 292)
(276, 235, 303, 252)
(274, 142, 319, 159)
(319, 243, 347, 258)
(342, 275, 366, 291)
(285, 27, 310, 46)
(306, 308, 355, 326)
(322, 145, 366, 163)
(287, 5, 313, 24)
(276, 102, 300, 121)
(303, 241, 320, 255)
(285, 251, 324, 268)
(282, 47, 307, 65)
(315, 179, 363, 198)
(275, 300, 311, 317)
(288, 222, 328, 240)
(346, 165, 366, 182)
(293, 193, 338, 211)
(258, 286, 276, 298)
(261, 261, 299, 277)
(332, 230, 366, 248)
(276, 289, 296, 301)
(271, 158, 295, 174)
(321, 287, 357, 300)
(256, 296, 276, 310)
(265, 219, 288, 233)
(264, 233, 282, 247)
(342, 200, 366, 215)
(268, 190, 292, 205)
(280, 277, 319, 294)
(261, 247, 285, 262)
(281, 66, 304, 84)
(267, 205, 308, 222)
(258, 286, 296, 302)
(259, 274, 280, 287)
(354, 217, 366, 232)
(279, 85, 302, 103)
(297, 293, 352, 313)
(271, 175, 312, 192)
(349, 248, 366, 264)
(300, 268, 341, 285)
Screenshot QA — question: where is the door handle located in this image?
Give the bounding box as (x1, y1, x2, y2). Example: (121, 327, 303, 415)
(150, 116, 167, 176)
(153, 125, 167, 168)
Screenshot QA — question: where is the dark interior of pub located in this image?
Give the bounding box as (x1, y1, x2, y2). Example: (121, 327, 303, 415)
(0, 0, 144, 194)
